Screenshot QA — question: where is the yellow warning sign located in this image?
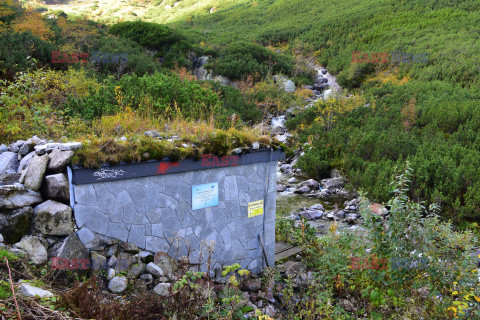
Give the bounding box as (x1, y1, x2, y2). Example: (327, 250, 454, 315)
(248, 200, 264, 218)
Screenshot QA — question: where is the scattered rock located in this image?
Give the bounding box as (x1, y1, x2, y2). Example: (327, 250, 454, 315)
(0, 184, 42, 210)
(346, 214, 358, 224)
(140, 273, 154, 285)
(129, 262, 145, 278)
(18, 142, 33, 156)
(0, 172, 21, 186)
(279, 164, 291, 174)
(59, 142, 82, 151)
(146, 262, 164, 277)
(120, 242, 139, 254)
(293, 186, 311, 194)
(321, 177, 345, 190)
(243, 278, 261, 292)
(276, 184, 287, 192)
(90, 252, 107, 270)
(287, 177, 296, 184)
(24, 154, 49, 191)
(42, 174, 69, 203)
(33, 200, 74, 236)
(15, 236, 48, 265)
(108, 276, 128, 293)
(154, 254, 177, 279)
(107, 268, 116, 280)
(47, 149, 74, 173)
(330, 168, 342, 178)
(326, 212, 335, 220)
(18, 283, 53, 298)
(308, 204, 324, 211)
(270, 125, 286, 136)
(0, 152, 19, 174)
(116, 253, 133, 273)
(48, 233, 89, 267)
(144, 130, 162, 138)
(0, 206, 33, 243)
(252, 142, 260, 150)
(300, 210, 323, 220)
(297, 179, 319, 190)
(153, 283, 171, 296)
(281, 261, 307, 277)
(138, 251, 154, 263)
(335, 210, 346, 219)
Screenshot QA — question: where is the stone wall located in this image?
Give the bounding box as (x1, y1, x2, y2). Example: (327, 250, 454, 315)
(71, 161, 277, 274)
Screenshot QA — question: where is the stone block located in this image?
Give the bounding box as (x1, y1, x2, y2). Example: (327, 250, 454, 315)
(127, 184, 146, 212)
(0, 152, 19, 174)
(42, 173, 69, 203)
(107, 222, 129, 243)
(47, 149, 74, 173)
(74, 184, 97, 207)
(24, 154, 49, 191)
(94, 183, 116, 214)
(224, 176, 238, 201)
(84, 209, 109, 235)
(128, 224, 146, 249)
(0, 206, 33, 243)
(33, 200, 74, 236)
(73, 204, 93, 228)
(145, 236, 170, 253)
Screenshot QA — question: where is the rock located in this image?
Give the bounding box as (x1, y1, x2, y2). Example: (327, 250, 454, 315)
(47, 149, 74, 173)
(0, 233, 3, 242)
(270, 126, 286, 136)
(138, 251, 154, 263)
(59, 142, 82, 151)
(90, 252, 107, 270)
(144, 130, 162, 138)
(335, 210, 346, 219)
(308, 204, 324, 211)
(279, 164, 291, 174)
(24, 154, 49, 191)
(287, 177, 296, 184)
(0, 172, 20, 186)
(0, 185, 42, 210)
(330, 168, 342, 178)
(0, 144, 8, 153)
(0, 206, 33, 243)
(120, 242, 139, 254)
(0, 152, 19, 174)
(42, 174, 69, 203)
(18, 142, 33, 156)
(326, 212, 335, 220)
(18, 283, 54, 298)
(106, 245, 118, 258)
(281, 261, 307, 277)
(276, 184, 287, 192)
(48, 233, 89, 268)
(252, 142, 260, 150)
(15, 236, 48, 265)
(33, 200, 74, 236)
(321, 177, 345, 190)
(35, 148, 46, 156)
(153, 283, 171, 296)
(300, 210, 323, 220)
(297, 179, 319, 190)
(293, 186, 311, 194)
(116, 253, 133, 273)
(154, 254, 178, 279)
(128, 262, 145, 278)
(243, 278, 261, 292)
(108, 276, 128, 293)
(346, 214, 358, 224)
(273, 75, 295, 92)
(320, 68, 327, 75)
(264, 304, 276, 317)
(107, 268, 116, 280)
(146, 262, 164, 277)
(108, 255, 118, 268)
(8, 144, 19, 153)
(140, 273, 153, 285)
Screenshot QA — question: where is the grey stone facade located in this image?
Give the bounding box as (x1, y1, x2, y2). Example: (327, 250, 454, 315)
(71, 161, 277, 274)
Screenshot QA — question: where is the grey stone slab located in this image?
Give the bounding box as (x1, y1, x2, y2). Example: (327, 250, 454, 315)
(264, 222, 275, 246)
(182, 211, 196, 229)
(73, 204, 93, 228)
(253, 214, 264, 228)
(107, 222, 129, 242)
(145, 236, 170, 253)
(238, 191, 251, 206)
(225, 201, 241, 219)
(128, 225, 146, 249)
(114, 190, 133, 210)
(123, 203, 136, 225)
(152, 223, 164, 237)
(110, 209, 124, 223)
(77, 227, 95, 246)
(220, 226, 232, 251)
(103, 180, 126, 196)
(127, 184, 146, 212)
(145, 224, 152, 236)
(94, 183, 116, 214)
(84, 210, 109, 235)
(144, 182, 158, 211)
(134, 212, 149, 225)
(247, 237, 259, 250)
(146, 208, 162, 224)
(156, 194, 178, 209)
(74, 184, 97, 207)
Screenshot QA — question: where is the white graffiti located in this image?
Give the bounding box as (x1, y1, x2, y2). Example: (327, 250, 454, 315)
(93, 168, 126, 180)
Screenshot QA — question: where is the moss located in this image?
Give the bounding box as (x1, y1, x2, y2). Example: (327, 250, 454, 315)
(72, 128, 281, 168)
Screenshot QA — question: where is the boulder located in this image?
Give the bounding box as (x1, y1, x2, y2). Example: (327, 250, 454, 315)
(59, 142, 82, 151)
(42, 173, 69, 203)
(153, 283, 171, 296)
(300, 210, 323, 220)
(107, 268, 116, 280)
(321, 177, 345, 190)
(346, 214, 358, 224)
(47, 149, 74, 173)
(0, 185, 42, 210)
(320, 68, 327, 75)
(335, 210, 346, 219)
(326, 212, 335, 220)
(154, 254, 178, 279)
(18, 142, 33, 156)
(120, 242, 139, 254)
(140, 273, 154, 285)
(24, 154, 49, 191)
(0, 152, 19, 174)
(48, 233, 89, 267)
(0, 144, 8, 153)
(116, 253, 133, 273)
(144, 130, 162, 138)
(297, 179, 319, 190)
(33, 200, 74, 236)
(293, 186, 311, 194)
(108, 276, 128, 293)
(0, 172, 21, 186)
(242, 278, 261, 292)
(308, 204, 324, 211)
(138, 251, 154, 263)
(276, 184, 287, 192)
(90, 252, 107, 270)
(279, 164, 291, 174)
(146, 262, 164, 277)
(0, 206, 33, 243)
(128, 262, 145, 278)
(287, 177, 297, 184)
(15, 236, 48, 265)
(18, 283, 53, 298)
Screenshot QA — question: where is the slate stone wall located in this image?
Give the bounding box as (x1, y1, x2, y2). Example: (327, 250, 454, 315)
(71, 161, 277, 274)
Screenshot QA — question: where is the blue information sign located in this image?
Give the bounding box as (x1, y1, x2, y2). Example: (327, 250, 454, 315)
(192, 183, 219, 210)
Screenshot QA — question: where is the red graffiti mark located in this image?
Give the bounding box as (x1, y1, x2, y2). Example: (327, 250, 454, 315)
(50, 257, 90, 270)
(156, 161, 179, 174)
(201, 154, 239, 167)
